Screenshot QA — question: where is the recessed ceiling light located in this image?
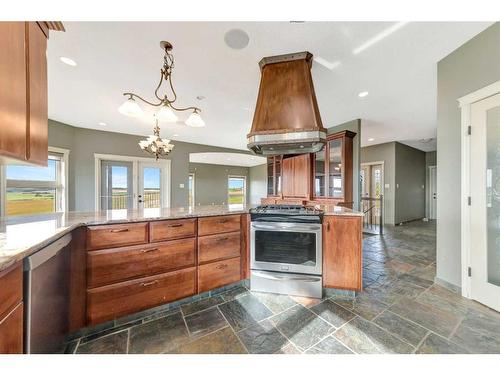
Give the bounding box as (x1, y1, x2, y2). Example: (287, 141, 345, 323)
(173, 134, 179, 137)
(368, 138, 375, 142)
(98, 122, 107, 126)
(353, 22, 408, 55)
(313, 56, 341, 70)
(60, 56, 77, 66)
(358, 91, 369, 98)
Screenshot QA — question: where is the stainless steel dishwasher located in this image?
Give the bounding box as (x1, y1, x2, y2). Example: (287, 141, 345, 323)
(24, 233, 72, 354)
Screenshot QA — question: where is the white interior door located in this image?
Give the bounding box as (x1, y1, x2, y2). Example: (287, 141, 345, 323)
(429, 166, 437, 220)
(470, 92, 500, 311)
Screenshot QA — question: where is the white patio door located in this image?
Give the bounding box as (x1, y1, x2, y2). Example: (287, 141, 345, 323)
(470, 92, 500, 311)
(138, 162, 164, 209)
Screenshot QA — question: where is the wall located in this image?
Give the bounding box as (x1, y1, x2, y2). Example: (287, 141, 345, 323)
(188, 163, 249, 206)
(425, 151, 437, 218)
(327, 119, 361, 210)
(48, 120, 253, 211)
(394, 142, 426, 223)
(361, 142, 396, 225)
(249, 163, 267, 205)
(437, 23, 500, 288)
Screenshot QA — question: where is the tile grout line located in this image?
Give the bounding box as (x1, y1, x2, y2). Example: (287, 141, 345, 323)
(413, 331, 431, 353)
(215, 305, 249, 354)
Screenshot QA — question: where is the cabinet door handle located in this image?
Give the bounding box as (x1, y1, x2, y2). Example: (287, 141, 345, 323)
(110, 228, 129, 233)
(140, 280, 159, 287)
(216, 263, 228, 270)
(140, 247, 159, 253)
(167, 223, 183, 228)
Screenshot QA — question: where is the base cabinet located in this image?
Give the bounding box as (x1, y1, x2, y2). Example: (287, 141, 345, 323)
(323, 215, 362, 291)
(0, 303, 23, 354)
(0, 263, 23, 354)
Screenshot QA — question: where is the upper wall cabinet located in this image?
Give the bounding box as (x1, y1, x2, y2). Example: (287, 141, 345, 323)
(0, 22, 48, 166)
(313, 130, 355, 205)
(266, 156, 282, 197)
(282, 153, 311, 199)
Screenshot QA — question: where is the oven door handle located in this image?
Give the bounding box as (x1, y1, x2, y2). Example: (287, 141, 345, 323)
(252, 271, 321, 283)
(251, 223, 322, 232)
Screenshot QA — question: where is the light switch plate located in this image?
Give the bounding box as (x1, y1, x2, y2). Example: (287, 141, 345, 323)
(385, 184, 390, 189)
(179, 183, 185, 188)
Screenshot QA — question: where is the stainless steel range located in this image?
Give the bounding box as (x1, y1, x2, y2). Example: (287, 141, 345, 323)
(249, 205, 323, 298)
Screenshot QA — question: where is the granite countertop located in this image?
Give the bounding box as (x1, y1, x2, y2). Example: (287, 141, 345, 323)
(0, 204, 363, 272)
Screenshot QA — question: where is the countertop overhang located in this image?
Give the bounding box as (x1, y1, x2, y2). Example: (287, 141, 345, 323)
(0, 204, 363, 272)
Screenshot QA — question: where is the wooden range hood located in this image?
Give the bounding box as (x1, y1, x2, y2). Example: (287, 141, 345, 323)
(247, 52, 326, 155)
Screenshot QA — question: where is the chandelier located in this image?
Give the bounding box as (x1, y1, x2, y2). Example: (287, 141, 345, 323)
(138, 119, 174, 160)
(118, 41, 205, 128)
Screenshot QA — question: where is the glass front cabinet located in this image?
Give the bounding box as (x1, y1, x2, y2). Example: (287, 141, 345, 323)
(313, 130, 355, 205)
(266, 155, 282, 197)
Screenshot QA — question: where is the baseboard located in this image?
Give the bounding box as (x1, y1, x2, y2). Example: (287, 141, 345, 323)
(434, 276, 461, 294)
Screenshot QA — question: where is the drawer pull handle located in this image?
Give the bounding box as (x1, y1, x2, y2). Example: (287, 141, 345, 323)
(141, 280, 159, 287)
(168, 223, 183, 228)
(219, 219, 229, 223)
(216, 237, 229, 242)
(216, 263, 228, 270)
(110, 228, 129, 233)
(140, 247, 159, 253)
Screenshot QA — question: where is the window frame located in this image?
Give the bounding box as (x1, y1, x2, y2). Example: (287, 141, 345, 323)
(227, 175, 247, 206)
(0, 146, 70, 216)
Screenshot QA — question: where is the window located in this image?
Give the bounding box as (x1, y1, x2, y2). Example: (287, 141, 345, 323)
(228, 176, 246, 208)
(188, 173, 195, 206)
(1, 148, 69, 216)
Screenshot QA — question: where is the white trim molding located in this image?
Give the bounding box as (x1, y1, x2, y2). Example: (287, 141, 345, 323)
(458, 79, 500, 299)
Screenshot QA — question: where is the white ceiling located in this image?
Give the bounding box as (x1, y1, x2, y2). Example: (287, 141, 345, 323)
(47, 22, 493, 152)
(189, 152, 266, 167)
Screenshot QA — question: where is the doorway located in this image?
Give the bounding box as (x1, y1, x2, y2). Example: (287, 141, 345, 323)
(360, 162, 384, 234)
(95, 154, 171, 210)
(461, 86, 500, 311)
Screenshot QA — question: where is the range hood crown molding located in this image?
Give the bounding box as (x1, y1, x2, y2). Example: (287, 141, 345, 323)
(248, 51, 326, 156)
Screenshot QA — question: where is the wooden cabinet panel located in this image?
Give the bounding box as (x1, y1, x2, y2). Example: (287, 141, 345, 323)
(69, 227, 87, 333)
(281, 157, 294, 197)
(241, 214, 250, 280)
(293, 154, 311, 198)
(198, 257, 241, 293)
(0, 22, 27, 161)
(87, 238, 196, 288)
(0, 263, 23, 322)
(198, 231, 241, 264)
(87, 222, 149, 250)
(87, 267, 196, 325)
(26, 22, 48, 166)
(198, 215, 241, 236)
(149, 218, 196, 242)
(0, 303, 23, 354)
(323, 216, 362, 291)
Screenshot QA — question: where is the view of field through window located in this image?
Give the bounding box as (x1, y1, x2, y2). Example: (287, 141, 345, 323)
(5, 159, 58, 216)
(228, 177, 245, 206)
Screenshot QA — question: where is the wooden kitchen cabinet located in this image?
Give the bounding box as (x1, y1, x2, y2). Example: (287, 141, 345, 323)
(282, 154, 311, 199)
(323, 215, 363, 291)
(0, 22, 49, 166)
(0, 263, 23, 354)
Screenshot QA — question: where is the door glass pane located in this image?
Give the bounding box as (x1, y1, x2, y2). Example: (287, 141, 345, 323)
(328, 139, 343, 197)
(486, 105, 500, 287)
(314, 149, 326, 197)
(275, 157, 281, 196)
(143, 167, 161, 208)
(267, 158, 274, 195)
(100, 161, 133, 210)
(254, 230, 316, 266)
(228, 177, 245, 208)
(188, 173, 195, 206)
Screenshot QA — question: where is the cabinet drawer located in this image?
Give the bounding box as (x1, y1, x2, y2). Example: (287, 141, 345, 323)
(87, 222, 149, 250)
(87, 238, 196, 288)
(149, 218, 196, 242)
(198, 215, 241, 236)
(198, 231, 241, 264)
(0, 302, 23, 354)
(87, 267, 196, 325)
(198, 257, 241, 293)
(0, 263, 22, 322)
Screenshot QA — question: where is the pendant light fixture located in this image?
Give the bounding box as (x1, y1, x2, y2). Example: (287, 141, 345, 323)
(138, 119, 174, 160)
(118, 41, 205, 128)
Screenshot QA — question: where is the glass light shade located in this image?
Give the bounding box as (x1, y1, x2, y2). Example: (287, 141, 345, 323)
(156, 104, 178, 122)
(118, 97, 143, 117)
(138, 140, 149, 148)
(185, 112, 205, 127)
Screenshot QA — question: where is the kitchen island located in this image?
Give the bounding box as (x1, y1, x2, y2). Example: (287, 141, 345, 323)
(0, 204, 363, 353)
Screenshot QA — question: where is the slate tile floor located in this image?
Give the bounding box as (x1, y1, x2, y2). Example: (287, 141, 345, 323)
(68, 220, 500, 354)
